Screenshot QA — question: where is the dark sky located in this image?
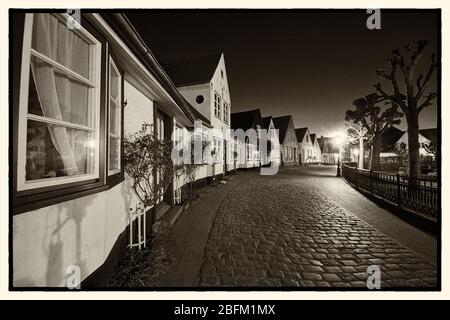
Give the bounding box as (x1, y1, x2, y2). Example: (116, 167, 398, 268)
(127, 10, 439, 137)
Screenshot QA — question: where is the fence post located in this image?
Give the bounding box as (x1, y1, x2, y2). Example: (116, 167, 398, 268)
(369, 170, 373, 194)
(355, 166, 358, 188)
(396, 173, 401, 207)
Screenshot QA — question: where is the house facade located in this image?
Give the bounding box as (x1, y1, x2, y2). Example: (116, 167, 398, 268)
(296, 127, 314, 164)
(272, 116, 298, 166)
(230, 109, 264, 169)
(395, 129, 437, 159)
(310, 133, 322, 163)
(261, 116, 280, 166)
(377, 127, 437, 172)
(10, 12, 207, 287)
(163, 53, 232, 179)
(317, 136, 340, 164)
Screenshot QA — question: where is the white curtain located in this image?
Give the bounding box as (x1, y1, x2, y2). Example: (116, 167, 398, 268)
(30, 14, 90, 176)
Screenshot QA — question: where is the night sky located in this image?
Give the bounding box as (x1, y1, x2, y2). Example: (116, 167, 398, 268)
(127, 10, 439, 137)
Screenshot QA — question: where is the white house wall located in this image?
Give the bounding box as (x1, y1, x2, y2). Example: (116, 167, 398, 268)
(396, 132, 434, 156)
(177, 83, 211, 120)
(13, 80, 155, 287)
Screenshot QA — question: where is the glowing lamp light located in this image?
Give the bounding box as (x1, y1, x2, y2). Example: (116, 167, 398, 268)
(86, 140, 96, 148)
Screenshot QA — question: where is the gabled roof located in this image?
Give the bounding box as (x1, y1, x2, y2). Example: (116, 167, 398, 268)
(317, 136, 339, 153)
(382, 126, 405, 149)
(272, 115, 293, 143)
(295, 127, 308, 143)
(310, 133, 317, 144)
(261, 116, 273, 129)
(317, 137, 326, 152)
(420, 128, 437, 145)
(230, 109, 262, 132)
(162, 53, 222, 87)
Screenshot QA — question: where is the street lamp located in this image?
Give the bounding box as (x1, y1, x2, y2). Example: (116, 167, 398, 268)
(333, 134, 344, 177)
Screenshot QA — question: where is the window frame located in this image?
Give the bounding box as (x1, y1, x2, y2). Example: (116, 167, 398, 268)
(17, 13, 102, 192)
(223, 101, 229, 123)
(106, 52, 124, 182)
(214, 91, 221, 119)
(12, 13, 114, 214)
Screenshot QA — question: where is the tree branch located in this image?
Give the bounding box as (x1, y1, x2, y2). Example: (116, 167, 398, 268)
(373, 81, 407, 116)
(408, 40, 428, 77)
(417, 92, 437, 113)
(415, 53, 437, 102)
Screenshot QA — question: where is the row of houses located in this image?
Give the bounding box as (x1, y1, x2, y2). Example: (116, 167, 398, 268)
(229, 110, 324, 169)
(10, 11, 326, 288)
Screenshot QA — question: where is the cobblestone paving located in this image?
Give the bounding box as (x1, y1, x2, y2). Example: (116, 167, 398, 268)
(199, 168, 437, 288)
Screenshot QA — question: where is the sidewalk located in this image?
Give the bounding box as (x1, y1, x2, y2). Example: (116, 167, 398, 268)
(155, 171, 253, 287)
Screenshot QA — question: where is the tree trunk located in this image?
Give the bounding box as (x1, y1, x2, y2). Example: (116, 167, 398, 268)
(370, 133, 382, 171)
(358, 136, 364, 169)
(407, 112, 421, 178)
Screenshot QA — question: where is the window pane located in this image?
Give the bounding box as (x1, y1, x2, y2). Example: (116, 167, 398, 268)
(109, 61, 121, 135)
(108, 59, 121, 174)
(32, 13, 91, 79)
(26, 120, 95, 181)
(28, 57, 92, 127)
(109, 135, 120, 171)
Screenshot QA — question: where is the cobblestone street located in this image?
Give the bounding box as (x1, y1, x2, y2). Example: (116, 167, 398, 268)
(196, 166, 437, 288)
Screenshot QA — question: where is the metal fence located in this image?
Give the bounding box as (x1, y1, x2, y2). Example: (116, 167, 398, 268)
(341, 164, 439, 218)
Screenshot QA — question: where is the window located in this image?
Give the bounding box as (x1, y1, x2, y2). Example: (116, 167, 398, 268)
(196, 95, 204, 104)
(13, 13, 128, 213)
(214, 91, 221, 118)
(247, 144, 252, 161)
(108, 57, 122, 175)
(306, 135, 309, 143)
(223, 101, 229, 123)
(216, 139, 222, 163)
(17, 13, 102, 191)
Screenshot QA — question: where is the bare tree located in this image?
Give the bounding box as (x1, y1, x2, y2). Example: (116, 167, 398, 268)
(345, 93, 403, 171)
(373, 40, 437, 177)
(344, 121, 368, 169)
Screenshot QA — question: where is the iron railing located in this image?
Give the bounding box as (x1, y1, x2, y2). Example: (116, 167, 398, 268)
(341, 164, 439, 218)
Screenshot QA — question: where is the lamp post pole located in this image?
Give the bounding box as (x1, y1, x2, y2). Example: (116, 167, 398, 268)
(336, 156, 341, 177)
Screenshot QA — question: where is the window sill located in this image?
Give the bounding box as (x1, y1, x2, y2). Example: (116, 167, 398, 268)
(12, 176, 125, 216)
